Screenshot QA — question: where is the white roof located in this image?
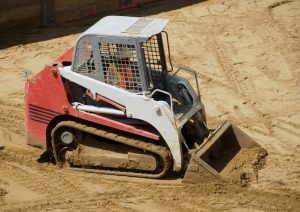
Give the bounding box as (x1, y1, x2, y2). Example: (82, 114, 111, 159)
(80, 16, 169, 42)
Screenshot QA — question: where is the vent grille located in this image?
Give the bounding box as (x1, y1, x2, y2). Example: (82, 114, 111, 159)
(29, 104, 61, 124)
(124, 18, 155, 34)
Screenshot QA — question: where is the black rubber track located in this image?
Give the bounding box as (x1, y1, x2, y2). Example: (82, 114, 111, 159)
(50, 120, 172, 179)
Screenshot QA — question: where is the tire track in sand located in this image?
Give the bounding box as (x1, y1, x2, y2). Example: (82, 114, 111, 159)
(0, 148, 137, 211)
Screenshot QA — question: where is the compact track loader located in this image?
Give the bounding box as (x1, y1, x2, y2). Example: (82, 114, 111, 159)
(25, 16, 267, 183)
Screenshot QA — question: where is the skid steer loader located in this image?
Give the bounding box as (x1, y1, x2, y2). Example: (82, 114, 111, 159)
(25, 16, 267, 183)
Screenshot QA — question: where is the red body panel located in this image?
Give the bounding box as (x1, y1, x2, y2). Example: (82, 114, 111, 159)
(25, 48, 159, 149)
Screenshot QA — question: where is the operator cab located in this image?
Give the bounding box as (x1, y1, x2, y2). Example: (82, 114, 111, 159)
(71, 16, 203, 123)
(72, 16, 170, 92)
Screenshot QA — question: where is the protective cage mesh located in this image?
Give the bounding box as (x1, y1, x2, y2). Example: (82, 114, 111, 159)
(143, 35, 162, 77)
(75, 39, 97, 76)
(99, 42, 143, 92)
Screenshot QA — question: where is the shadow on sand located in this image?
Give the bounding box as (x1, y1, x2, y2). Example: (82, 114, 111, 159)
(0, 0, 206, 49)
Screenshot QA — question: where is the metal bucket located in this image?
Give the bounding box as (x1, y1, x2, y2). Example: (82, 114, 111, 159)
(183, 121, 267, 184)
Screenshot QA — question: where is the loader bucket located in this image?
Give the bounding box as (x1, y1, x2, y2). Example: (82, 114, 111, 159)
(183, 121, 267, 185)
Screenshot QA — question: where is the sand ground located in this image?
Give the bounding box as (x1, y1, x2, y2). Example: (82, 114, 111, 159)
(0, 0, 299, 211)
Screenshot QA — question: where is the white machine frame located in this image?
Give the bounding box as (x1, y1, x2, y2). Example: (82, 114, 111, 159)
(59, 16, 206, 171)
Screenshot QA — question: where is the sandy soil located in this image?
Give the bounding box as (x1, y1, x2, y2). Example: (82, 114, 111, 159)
(0, 0, 300, 211)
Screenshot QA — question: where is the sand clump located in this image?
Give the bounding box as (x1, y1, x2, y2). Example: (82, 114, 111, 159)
(0, 142, 4, 150)
(0, 188, 8, 202)
(0, 178, 8, 203)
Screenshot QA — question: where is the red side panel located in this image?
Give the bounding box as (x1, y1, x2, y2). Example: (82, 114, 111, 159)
(25, 49, 159, 149)
(25, 66, 71, 148)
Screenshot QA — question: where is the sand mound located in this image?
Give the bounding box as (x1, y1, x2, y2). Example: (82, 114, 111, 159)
(221, 147, 268, 186)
